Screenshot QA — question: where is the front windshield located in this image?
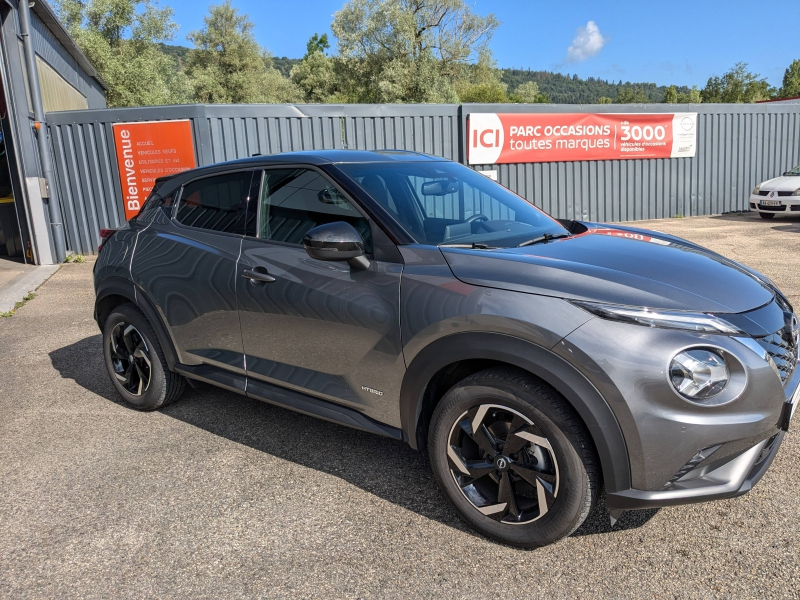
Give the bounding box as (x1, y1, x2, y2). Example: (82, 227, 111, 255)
(338, 161, 568, 248)
(786, 164, 800, 176)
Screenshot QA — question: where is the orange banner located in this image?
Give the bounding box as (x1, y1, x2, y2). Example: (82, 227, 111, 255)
(112, 120, 196, 220)
(468, 112, 697, 165)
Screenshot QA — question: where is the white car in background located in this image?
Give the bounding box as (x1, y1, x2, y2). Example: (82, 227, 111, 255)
(750, 164, 800, 219)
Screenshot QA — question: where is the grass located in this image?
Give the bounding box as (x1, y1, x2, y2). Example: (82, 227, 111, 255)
(64, 254, 85, 263)
(0, 292, 36, 318)
(673, 213, 685, 218)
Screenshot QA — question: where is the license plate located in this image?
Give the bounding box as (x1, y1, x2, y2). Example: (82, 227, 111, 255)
(761, 199, 781, 206)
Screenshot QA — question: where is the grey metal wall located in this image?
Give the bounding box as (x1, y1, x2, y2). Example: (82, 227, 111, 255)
(46, 101, 800, 255)
(464, 103, 800, 222)
(30, 11, 106, 109)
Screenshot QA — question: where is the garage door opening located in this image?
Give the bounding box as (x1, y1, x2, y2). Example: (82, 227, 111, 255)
(0, 123, 24, 262)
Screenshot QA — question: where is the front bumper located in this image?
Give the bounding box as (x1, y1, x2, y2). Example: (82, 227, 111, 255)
(749, 194, 800, 213)
(558, 303, 797, 506)
(605, 356, 799, 511)
(605, 431, 785, 510)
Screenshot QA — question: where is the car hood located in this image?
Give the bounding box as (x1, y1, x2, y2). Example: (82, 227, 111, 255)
(440, 225, 773, 313)
(759, 175, 800, 192)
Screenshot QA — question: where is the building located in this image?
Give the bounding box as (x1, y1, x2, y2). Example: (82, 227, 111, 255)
(0, 0, 105, 265)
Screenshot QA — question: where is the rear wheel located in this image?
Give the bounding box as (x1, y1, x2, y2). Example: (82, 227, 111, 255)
(759, 212, 775, 219)
(102, 303, 185, 410)
(428, 367, 597, 548)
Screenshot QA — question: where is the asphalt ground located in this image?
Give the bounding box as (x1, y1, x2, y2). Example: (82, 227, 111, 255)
(0, 212, 798, 598)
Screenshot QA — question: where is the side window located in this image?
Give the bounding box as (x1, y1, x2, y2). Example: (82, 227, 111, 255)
(132, 188, 174, 222)
(176, 171, 255, 234)
(259, 168, 371, 252)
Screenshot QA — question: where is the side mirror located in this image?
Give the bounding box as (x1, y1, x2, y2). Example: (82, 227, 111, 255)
(302, 221, 370, 271)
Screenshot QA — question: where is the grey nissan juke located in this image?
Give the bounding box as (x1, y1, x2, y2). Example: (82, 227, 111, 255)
(94, 150, 798, 548)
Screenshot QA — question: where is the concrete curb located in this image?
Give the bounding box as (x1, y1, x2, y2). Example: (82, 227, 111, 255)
(0, 264, 60, 313)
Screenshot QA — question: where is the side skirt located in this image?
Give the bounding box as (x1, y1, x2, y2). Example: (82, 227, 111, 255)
(174, 364, 403, 441)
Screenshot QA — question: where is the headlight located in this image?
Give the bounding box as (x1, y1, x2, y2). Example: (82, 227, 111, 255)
(792, 188, 800, 196)
(670, 349, 729, 401)
(572, 301, 744, 334)
(752, 184, 760, 195)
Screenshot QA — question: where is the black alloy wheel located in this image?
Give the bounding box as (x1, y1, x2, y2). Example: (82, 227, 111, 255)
(429, 367, 597, 548)
(447, 403, 559, 524)
(108, 321, 153, 396)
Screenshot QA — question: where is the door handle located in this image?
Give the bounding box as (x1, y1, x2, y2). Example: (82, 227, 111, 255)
(241, 268, 276, 284)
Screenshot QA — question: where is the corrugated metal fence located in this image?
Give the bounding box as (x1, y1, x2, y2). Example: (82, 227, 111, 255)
(46, 101, 800, 255)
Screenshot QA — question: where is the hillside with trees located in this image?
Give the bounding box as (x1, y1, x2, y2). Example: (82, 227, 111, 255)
(500, 70, 691, 104)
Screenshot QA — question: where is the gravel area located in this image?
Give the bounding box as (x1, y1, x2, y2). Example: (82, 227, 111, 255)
(0, 212, 798, 598)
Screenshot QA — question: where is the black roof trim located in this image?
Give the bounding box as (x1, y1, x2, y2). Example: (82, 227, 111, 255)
(210, 149, 452, 169)
(34, 0, 108, 91)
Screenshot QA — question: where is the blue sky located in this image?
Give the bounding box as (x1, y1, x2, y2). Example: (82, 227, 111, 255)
(163, 0, 799, 88)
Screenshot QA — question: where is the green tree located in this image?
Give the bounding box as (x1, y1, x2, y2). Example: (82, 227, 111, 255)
(779, 59, 800, 98)
(664, 84, 701, 103)
(701, 62, 774, 103)
(598, 96, 612, 104)
(185, 1, 300, 104)
(508, 81, 546, 103)
(454, 51, 507, 103)
(292, 35, 337, 103)
(331, 0, 499, 103)
(305, 33, 330, 57)
(615, 86, 650, 104)
(53, 0, 191, 107)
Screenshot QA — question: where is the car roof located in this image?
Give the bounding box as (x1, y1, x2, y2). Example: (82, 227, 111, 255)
(212, 149, 451, 168)
(153, 149, 453, 197)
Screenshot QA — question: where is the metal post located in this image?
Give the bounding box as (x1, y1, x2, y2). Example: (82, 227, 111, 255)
(18, 0, 66, 263)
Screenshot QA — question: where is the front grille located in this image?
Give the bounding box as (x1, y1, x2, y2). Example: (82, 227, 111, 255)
(792, 205, 800, 212)
(758, 190, 795, 197)
(758, 204, 787, 211)
(755, 330, 797, 386)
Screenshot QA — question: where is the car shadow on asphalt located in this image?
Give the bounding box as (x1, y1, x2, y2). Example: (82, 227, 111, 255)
(770, 223, 800, 233)
(49, 335, 657, 544)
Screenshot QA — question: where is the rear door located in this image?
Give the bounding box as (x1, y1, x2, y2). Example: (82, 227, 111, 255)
(236, 166, 404, 425)
(131, 169, 259, 374)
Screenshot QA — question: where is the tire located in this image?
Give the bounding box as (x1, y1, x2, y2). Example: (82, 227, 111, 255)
(759, 212, 775, 219)
(428, 367, 598, 548)
(102, 303, 185, 410)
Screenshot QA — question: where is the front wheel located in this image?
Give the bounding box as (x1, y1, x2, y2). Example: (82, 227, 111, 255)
(428, 368, 598, 548)
(759, 212, 775, 219)
(102, 303, 185, 410)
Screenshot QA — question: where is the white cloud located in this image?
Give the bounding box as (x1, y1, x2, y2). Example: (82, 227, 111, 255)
(565, 21, 607, 63)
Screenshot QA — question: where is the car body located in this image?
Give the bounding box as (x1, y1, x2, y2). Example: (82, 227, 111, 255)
(94, 150, 798, 547)
(749, 164, 800, 218)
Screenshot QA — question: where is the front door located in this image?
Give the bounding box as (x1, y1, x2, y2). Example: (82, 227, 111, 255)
(236, 167, 404, 425)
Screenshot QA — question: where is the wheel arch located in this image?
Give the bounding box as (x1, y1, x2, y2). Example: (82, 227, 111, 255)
(95, 277, 179, 369)
(399, 332, 632, 493)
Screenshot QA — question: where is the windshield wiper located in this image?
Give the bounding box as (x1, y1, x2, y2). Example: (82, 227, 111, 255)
(439, 242, 495, 249)
(517, 232, 571, 247)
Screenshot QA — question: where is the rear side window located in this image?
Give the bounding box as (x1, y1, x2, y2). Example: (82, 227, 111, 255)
(135, 189, 174, 221)
(176, 171, 255, 234)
